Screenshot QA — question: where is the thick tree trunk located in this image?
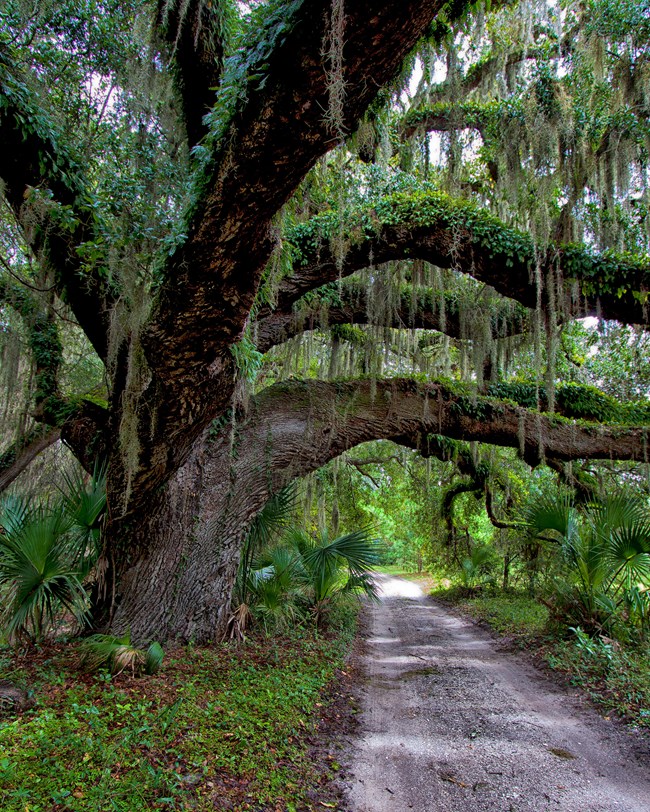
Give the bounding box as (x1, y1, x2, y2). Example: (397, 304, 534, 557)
(100, 378, 648, 644)
(107, 441, 266, 643)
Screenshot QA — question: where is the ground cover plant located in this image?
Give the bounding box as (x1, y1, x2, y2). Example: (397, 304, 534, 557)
(0, 621, 356, 812)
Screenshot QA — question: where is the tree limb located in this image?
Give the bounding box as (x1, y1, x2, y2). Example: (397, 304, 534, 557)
(484, 486, 525, 529)
(255, 280, 530, 352)
(0, 427, 60, 493)
(400, 101, 492, 139)
(244, 379, 648, 487)
(125, 0, 456, 509)
(275, 192, 649, 325)
(346, 460, 382, 488)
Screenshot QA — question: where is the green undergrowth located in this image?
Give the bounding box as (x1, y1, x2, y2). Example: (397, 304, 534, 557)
(546, 635, 650, 730)
(432, 586, 650, 729)
(0, 618, 356, 812)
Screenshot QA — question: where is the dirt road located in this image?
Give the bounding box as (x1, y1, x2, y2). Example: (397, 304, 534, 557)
(344, 575, 650, 811)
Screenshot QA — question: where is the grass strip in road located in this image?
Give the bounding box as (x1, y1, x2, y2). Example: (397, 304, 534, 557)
(432, 586, 549, 643)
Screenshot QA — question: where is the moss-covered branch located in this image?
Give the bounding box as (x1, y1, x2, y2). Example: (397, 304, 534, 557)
(255, 279, 530, 352)
(485, 380, 650, 425)
(246, 379, 648, 490)
(400, 100, 495, 139)
(273, 191, 649, 325)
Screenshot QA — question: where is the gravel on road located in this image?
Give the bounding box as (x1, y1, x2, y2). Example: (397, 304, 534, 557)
(345, 575, 650, 812)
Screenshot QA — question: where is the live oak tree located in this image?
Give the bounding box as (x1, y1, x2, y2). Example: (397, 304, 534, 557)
(0, 0, 648, 642)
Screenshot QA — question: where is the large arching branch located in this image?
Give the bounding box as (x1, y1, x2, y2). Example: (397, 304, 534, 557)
(147, 0, 454, 363)
(237, 380, 647, 493)
(109, 374, 648, 643)
(255, 280, 530, 352)
(271, 192, 649, 326)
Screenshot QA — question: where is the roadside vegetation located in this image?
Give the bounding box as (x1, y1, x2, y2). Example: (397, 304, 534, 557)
(0, 625, 356, 811)
(426, 487, 650, 731)
(432, 583, 650, 731)
(0, 480, 372, 811)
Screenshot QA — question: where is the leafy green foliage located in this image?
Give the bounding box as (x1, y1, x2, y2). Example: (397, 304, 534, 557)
(486, 381, 650, 424)
(526, 492, 650, 637)
(547, 630, 650, 729)
(460, 544, 495, 587)
(59, 462, 107, 577)
(330, 323, 368, 346)
(144, 641, 165, 675)
(0, 502, 88, 643)
(230, 334, 264, 383)
(295, 527, 381, 621)
(0, 467, 106, 643)
(78, 633, 164, 676)
(242, 525, 381, 630)
(0, 626, 355, 811)
(233, 486, 296, 620)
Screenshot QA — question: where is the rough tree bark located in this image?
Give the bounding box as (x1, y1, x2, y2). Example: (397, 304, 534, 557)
(107, 378, 647, 643)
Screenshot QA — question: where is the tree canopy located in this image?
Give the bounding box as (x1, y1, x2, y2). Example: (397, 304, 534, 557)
(0, 0, 648, 642)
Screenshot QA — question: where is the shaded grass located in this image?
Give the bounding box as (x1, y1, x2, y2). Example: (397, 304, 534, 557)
(0, 620, 356, 811)
(374, 565, 418, 576)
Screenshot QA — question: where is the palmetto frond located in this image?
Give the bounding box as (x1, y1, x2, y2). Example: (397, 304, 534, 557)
(241, 524, 381, 630)
(525, 490, 578, 544)
(78, 633, 164, 675)
(526, 490, 650, 634)
(0, 504, 88, 642)
(59, 461, 107, 573)
(0, 467, 106, 643)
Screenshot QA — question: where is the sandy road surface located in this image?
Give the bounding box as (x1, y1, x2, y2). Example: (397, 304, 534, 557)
(345, 575, 650, 811)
